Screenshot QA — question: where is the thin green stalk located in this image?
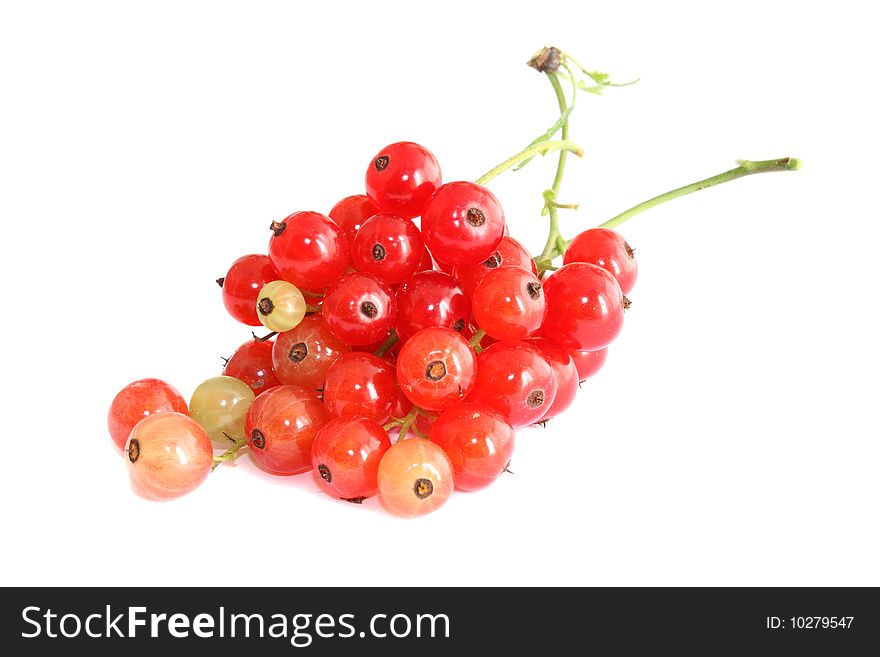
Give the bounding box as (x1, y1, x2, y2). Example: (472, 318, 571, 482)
(476, 140, 583, 186)
(537, 72, 569, 264)
(468, 328, 487, 355)
(212, 437, 248, 471)
(374, 330, 398, 358)
(600, 158, 802, 229)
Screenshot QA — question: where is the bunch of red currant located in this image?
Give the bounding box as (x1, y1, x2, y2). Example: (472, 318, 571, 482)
(107, 48, 798, 517)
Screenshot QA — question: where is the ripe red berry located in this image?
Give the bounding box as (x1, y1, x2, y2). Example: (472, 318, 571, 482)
(472, 266, 545, 341)
(329, 194, 380, 242)
(223, 339, 280, 396)
(396, 327, 477, 411)
(311, 416, 391, 501)
(452, 235, 536, 299)
(125, 412, 213, 500)
(268, 211, 351, 290)
(394, 270, 471, 342)
(351, 212, 425, 285)
(245, 385, 329, 475)
(421, 181, 505, 266)
(430, 403, 515, 491)
(564, 227, 638, 295)
(322, 272, 397, 346)
(365, 142, 442, 218)
(467, 340, 557, 427)
(416, 246, 435, 273)
(377, 438, 454, 517)
(570, 347, 608, 382)
(219, 254, 279, 326)
(272, 315, 351, 394)
(540, 262, 626, 351)
(108, 378, 189, 451)
(322, 352, 397, 423)
(526, 337, 578, 421)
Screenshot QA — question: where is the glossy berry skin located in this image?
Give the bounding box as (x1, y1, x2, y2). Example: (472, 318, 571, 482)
(540, 262, 626, 352)
(467, 341, 557, 427)
(268, 211, 351, 290)
(526, 338, 578, 421)
(351, 213, 425, 285)
(245, 385, 329, 476)
(125, 412, 212, 500)
(329, 194, 380, 242)
(377, 438, 454, 517)
(472, 267, 545, 341)
(322, 272, 397, 346)
(322, 352, 397, 423)
(108, 378, 188, 451)
(570, 348, 608, 382)
(452, 235, 537, 299)
(256, 280, 307, 332)
(365, 142, 442, 219)
(223, 339, 280, 396)
(272, 315, 351, 393)
(189, 376, 255, 447)
(430, 403, 514, 492)
(311, 416, 391, 500)
(394, 270, 471, 342)
(564, 228, 638, 295)
(421, 181, 505, 266)
(396, 327, 476, 412)
(220, 254, 279, 326)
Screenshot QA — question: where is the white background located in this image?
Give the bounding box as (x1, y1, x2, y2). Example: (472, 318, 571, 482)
(1, 0, 877, 587)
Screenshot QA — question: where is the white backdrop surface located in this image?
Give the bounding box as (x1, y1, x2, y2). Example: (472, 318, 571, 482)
(1, 0, 877, 586)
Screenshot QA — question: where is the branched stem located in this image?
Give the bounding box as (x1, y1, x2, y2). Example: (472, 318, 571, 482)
(475, 140, 583, 186)
(469, 328, 487, 355)
(600, 158, 802, 229)
(212, 437, 248, 471)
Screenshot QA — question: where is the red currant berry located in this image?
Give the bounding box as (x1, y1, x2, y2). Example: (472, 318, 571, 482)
(467, 340, 557, 427)
(108, 378, 188, 451)
(416, 246, 435, 273)
(452, 235, 536, 299)
(322, 272, 397, 346)
(272, 315, 351, 393)
(377, 438, 454, 517)
(365, 142, 442, 218)
(564, 228, 638, 295)
(219, 254, 279, 326)
(472, 266, 545, 341)
(223, 339, 280, 396)
(526, 337, 578, 421)
(570, 347, 608, 382)
(268, 211, 350, 290)
(245, 385, 329, 475)
(421, 181, 506, 266)
(396, 327, 476, 411)
(329, 194, 380, 242)
(430, 403, 514, 491)
(125, 412, 212, 500)
(322, 352, 397, 422)
(311, 416, 391, 501)
(351, 213, 425, 285)
(540, 262, 626, 351)
(394, 270, 471, 342)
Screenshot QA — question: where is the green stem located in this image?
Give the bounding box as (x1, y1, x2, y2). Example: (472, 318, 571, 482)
(475, 140, 584, 186)
(396, 406, 419, 443)
(536, 70, 577, 270)
(600, 157, 802, 229)
(469, 328, 487, 355)
(374, 330, 398, 358)
(212, 437, 248, 471)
